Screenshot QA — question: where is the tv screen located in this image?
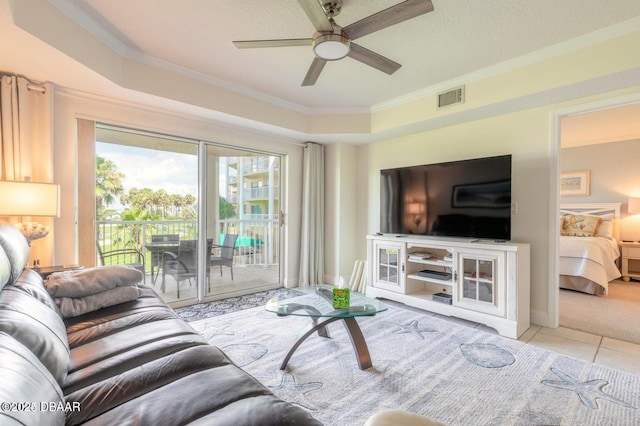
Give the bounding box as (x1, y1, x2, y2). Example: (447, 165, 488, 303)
(380, 155, 511, 240)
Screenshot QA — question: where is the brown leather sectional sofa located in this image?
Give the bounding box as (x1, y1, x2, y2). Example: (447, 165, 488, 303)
(0, 223, 321, 425)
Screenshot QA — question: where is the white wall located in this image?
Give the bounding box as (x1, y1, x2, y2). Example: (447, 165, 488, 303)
(51, 90, 305, 286)
(561, 138, 640, 240)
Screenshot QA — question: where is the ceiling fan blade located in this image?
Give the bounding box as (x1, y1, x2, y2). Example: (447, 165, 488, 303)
(302, 57, 327, 86)
(297, 0, 334, 33)
(233, 39, 313, 49)
(344, 0, 434, 40)
(348, 43, 401, 75)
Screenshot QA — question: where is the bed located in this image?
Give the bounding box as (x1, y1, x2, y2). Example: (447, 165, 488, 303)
(559, 203, 622, 295)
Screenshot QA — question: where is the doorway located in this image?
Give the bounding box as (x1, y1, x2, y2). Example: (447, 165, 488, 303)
(551, 95, 640, 342)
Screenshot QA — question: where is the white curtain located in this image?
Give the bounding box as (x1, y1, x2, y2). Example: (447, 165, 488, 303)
(0, 74, 50, 181)
(0, 73, 53, 262)
(1, 75, 31, 180)
(299, 142, 325, 285)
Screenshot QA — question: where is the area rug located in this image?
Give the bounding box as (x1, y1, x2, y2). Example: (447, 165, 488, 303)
(173, 288, 302, 322)
(189, 301, 640, 426)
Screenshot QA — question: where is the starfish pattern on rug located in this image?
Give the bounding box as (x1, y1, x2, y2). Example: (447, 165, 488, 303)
(271, 373, 323, 411)
(221, 343, 268, 367)
(541, 368, 636, 410)
(391, 320, 437, 339)
(199, 322, 235, 341)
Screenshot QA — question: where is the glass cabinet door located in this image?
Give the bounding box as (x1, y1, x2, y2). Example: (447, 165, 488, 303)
(372, 241, 405, 293)
(456, 249, 505, 316)
(379, 247, 399, 283)
(462, 258, 495, 303)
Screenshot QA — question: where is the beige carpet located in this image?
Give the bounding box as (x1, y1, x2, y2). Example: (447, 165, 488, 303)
(560, 279, 640, 344)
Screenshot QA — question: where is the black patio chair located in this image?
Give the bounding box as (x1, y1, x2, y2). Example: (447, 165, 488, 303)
(161, 240, 197, 298)
(210, 234, 238, 286)
(96, 244, 146, 283)
(149, 234, 179, 284)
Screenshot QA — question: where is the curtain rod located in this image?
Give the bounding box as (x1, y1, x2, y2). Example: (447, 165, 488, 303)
(27, 83, 46, 93)
(1, 72, 47, 94)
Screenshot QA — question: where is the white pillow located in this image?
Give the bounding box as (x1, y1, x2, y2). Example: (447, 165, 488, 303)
(596, 214, 615, 239)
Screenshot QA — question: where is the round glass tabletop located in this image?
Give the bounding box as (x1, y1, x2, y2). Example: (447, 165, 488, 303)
(265, 285, 387, 318)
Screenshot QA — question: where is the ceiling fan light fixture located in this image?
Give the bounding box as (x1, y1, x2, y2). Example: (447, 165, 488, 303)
(313, 33, 350, 60)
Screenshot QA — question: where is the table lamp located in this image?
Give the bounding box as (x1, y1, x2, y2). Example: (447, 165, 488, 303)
(0, 179, 60, 245)
(628, 197, 640, 214)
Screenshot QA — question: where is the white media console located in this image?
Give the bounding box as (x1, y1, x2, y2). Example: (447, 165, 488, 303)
(366, 234, 530, 339)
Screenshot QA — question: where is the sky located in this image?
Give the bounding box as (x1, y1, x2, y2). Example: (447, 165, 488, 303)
(96, 142, 198, 211)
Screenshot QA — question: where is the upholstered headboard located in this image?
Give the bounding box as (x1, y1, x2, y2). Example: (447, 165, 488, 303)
(560, 203, 622, 241)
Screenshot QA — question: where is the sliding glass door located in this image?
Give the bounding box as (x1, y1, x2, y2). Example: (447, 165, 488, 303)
(202, 145, 281, 299)
(92, 124, 281, 306)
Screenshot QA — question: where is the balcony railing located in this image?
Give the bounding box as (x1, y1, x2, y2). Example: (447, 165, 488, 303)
(243, 158, 280, 175)
(243, 186, 279, 200)
(96, 218, 279, 272)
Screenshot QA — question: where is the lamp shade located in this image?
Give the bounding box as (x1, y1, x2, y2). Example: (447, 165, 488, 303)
(407, 203, 424, 214)
(0, 181, 60, 217)
(629, 197, 640, 214)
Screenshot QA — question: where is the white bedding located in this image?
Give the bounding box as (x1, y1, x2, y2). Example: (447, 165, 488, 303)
(559, 236, 621, 294)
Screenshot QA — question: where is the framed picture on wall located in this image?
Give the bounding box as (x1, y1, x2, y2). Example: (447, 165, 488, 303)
(560, 170, 590, 196)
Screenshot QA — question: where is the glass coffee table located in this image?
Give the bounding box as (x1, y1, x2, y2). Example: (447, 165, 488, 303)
(265, 285, 387, 370)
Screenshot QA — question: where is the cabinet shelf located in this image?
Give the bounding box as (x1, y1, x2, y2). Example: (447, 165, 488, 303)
(406, 289, 453, 304)
(408, 258, 452, 268)
(407, 273, 453, 285)
(408, 288, 442, 297)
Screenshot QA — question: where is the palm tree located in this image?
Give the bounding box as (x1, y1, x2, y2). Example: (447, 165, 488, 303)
(153, 189, 170, 218)
(96, 156, 125, 219)
(124, 188, 154, 212)
(169, 194, 182, 217)
(117, 207, 151, 250)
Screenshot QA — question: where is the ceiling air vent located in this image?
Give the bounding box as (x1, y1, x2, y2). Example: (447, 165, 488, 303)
(437, 85, 465, 109)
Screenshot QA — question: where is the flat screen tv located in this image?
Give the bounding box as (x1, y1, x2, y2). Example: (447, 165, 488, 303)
(380, 154, 511, 240)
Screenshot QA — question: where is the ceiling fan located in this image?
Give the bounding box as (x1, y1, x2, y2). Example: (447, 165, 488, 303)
(233, 0, 434, 86)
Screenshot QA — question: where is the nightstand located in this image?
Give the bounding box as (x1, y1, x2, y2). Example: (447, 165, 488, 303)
(35, 265, 83, 279)
(620, 242, 640, 282)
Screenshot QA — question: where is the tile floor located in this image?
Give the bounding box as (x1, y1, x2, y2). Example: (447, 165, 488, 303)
(384, 299, 640, 377)
(519, 325, 640, 376)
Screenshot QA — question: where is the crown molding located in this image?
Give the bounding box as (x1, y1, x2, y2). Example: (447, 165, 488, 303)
(46, 0, 136, 58)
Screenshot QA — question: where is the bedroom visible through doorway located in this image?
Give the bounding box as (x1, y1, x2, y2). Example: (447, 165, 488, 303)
(557, 101, 640, 343)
